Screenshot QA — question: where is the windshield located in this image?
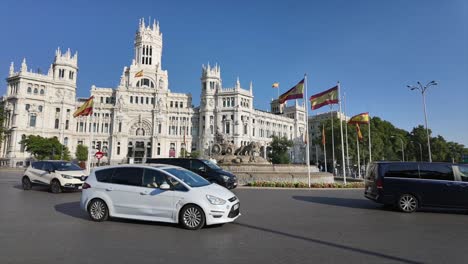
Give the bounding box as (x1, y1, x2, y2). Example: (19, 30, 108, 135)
(163, 168, 211, 188)
(51, 162, 83, 171)
(201, 159, 221, 170)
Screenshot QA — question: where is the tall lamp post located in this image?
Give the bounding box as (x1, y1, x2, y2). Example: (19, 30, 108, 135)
(407, 81, 437, 162)
(411, 141, 423, 162)
(391, 135, 405, 161)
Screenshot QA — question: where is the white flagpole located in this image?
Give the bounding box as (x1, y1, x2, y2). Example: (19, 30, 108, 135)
(323, 124, 327, 173)
(304, 74, 311, 187)
(338, 82, 346, 184)
(87, 115, 94, 174)
(343, 92, 350, 177)
(330, 105, 335, 175)
(368, 116, 372, 162)
(357, 129, 361, 178)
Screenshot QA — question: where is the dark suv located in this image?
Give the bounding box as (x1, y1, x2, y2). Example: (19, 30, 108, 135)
(365, 161, 468, 213)
(146, 158, 238, 189)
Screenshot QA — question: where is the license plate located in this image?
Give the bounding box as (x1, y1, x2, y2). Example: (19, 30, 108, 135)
(233, 203, 239, 210)
(78, 186, 83, 190)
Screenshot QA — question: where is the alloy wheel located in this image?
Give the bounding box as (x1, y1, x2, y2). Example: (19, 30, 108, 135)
(182, 206, 203, 229)
(89, 200, 107, 221)
(399, 194, 417, 213)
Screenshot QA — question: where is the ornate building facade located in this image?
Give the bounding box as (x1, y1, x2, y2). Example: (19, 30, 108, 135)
(1, 19, 307, 166)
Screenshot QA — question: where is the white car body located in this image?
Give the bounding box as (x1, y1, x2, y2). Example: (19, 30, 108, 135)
(24, 161, 87, 190)
(80, 164, 240, 227)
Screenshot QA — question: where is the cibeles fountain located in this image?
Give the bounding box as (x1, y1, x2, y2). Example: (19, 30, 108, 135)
(207, 131, 333, 185)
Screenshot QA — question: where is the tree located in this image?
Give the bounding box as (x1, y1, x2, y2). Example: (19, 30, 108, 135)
(268, 136, 293, 164)
(179, 148, 188, 158)
(190, 150, 201, 158)
(20, 135, 70, 160)
(75, 144, 88, 161)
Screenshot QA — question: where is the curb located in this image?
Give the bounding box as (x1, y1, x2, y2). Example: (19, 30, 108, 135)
(236, 186, 364, 190)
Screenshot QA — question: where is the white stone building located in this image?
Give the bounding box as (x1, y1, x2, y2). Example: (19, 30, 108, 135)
(1, 19, 307, 166)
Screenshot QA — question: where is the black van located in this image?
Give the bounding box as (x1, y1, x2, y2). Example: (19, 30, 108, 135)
(365, 162, 468, 213)
(146, 158, 238, 189)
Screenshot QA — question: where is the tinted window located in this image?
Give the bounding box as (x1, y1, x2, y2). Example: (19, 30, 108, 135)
(32, 162, 42, 170)
(419, 163, 454, 181)
(95, 168, 114, 183)
(42, 162, 54, 172)
(51, 161, 82, 171)
(164, 168, 210, 187)
(190, 160, 206, 171)
(143, 169, 167, 188)
(201, 159, 221, 170)
(459, 165, 468, 182)
(384, 163, 420, 179)
(111, 167, 143, 186)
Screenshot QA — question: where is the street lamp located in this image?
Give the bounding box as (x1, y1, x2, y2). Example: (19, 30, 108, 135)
(407, 81, 438, 162)
(391, 135, 405, 161)
(411, 141, 423, 162)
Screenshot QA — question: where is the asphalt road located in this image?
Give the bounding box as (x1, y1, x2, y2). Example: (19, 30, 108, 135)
(1, 169, 468, 264)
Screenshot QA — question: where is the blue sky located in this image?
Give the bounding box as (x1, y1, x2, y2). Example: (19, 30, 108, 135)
(1, 0, 467, 145)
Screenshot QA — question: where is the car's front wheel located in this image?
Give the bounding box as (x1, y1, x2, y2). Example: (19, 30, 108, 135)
(50, 179, 62, 194)
(398, 194, 418, 213)
(88, 199, 109, 222)
(180, 204, 205, 230)
(22, 176, 32, 190)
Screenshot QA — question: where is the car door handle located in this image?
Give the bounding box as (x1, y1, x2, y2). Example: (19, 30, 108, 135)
(105, 187, 113, 191)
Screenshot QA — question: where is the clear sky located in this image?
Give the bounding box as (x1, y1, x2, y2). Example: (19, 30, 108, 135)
(1, 0, 467, 145)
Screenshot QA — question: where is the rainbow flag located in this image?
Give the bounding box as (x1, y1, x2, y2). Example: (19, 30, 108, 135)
(73, 96, 94, 117)
(134, 70, 144, 77)
(309, 86, 339, 110)
(348, 112, 370, 124)
(278, 79, 304, 104)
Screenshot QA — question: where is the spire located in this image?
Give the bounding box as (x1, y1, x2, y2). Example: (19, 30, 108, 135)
(9, 62, 14, 75)
(236, 77, 240, 89)
(20, 58, 27, 72)
(47, 64, 53, 76)
(249, 81, 253, 94)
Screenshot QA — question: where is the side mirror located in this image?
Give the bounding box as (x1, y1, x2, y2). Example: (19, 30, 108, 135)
(47, 169, 54, 174)
(160, 183, 171, 190)
(199, 166, 206, 172)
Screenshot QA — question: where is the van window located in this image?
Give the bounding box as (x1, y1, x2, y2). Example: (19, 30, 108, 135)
(95, 168, 114, 183)
(459, 165, 468, 182)
(32, 162, 42, 170)
(419, 163, 454, 181)
(112, 167, 143, 186)
(143, 169, 167, 188)
(190, 160, 206, 171)
(384, 163, 419, 179)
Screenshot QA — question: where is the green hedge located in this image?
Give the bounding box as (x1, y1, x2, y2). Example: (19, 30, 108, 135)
(245, 181, 365, 188)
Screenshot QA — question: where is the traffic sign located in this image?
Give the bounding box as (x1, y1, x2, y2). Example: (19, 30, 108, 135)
(95, 151, 104, 160)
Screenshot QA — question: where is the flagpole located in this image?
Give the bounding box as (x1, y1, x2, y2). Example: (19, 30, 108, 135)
(368, 117, 372, 162)
(357, 130, 361, 178)
(338, 81, 346, 184)
(330, 105, 335, 175)
(87, 115, 94, 174)
(343, 92, 350, 177)
(304, 74, 311, 187)
(323, 124, 327, 172)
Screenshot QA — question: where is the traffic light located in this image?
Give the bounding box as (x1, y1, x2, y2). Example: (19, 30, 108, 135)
(96, 141, 102, 151)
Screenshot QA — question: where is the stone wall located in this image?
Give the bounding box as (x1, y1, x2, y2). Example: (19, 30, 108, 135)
(220, 164, 334, 185)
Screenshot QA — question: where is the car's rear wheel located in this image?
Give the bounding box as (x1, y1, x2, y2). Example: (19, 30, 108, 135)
(22, 176, 32, 190)
(50, 179, 62, 194)
(180, 205, 205, 230)
(88, 199, 109, 222)
(398, 194, 418, 213)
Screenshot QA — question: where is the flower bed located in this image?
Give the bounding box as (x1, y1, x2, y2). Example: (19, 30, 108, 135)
(245, 181, 365, 188)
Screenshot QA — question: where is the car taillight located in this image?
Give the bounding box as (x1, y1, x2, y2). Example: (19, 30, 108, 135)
(82, 183, 91, 189)
(376, 178, 383, 189)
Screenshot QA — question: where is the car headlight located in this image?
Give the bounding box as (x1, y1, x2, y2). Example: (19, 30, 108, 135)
(222, 175, 230, 182)
(206, 194, 226, 205)
(61, 174, 74, 179)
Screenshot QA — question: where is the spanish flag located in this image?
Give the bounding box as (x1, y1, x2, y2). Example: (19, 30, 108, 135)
(356, 124, 363, 142)
(309, 86, 339, 110)
(272, 82, 279, 88)
(73, 96, 94, 117)
(134, 70, 144, 77)
(348, 112, 370, 124)
(322, 125, 326, 145)
(278, 79, 304, 104)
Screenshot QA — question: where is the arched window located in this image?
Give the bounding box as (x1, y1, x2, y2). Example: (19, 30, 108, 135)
(27, 87, 32, 93)
(40, 89, 44, 95)
(38, 106, 43, 112)
(33, 88, 38, 94)
(136, 128, 145, 136)
(136, 78, 155, 88)
(55, 119, 59, 129)
(64, 137, 68, 146)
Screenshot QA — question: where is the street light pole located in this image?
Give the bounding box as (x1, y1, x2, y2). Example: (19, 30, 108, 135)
(411, 141, 423, 162)
(391, 135, 405, 161)
(407, 81, 437, 162)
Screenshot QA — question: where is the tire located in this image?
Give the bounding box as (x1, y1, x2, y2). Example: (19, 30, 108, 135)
(179, 204, 205, 230)
(50, 179, 62, 194)
(87, 199, 109, 222)
(398, 194, 418, 213)
(22, 176, 32, 190)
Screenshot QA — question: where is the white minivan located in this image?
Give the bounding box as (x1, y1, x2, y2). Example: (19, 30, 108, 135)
(80, 164, 240, 230)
